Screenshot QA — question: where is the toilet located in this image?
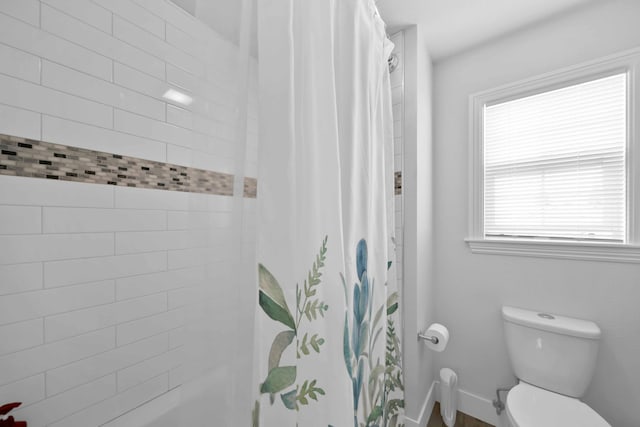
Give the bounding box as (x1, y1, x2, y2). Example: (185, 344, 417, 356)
(502, 306, 610, 427)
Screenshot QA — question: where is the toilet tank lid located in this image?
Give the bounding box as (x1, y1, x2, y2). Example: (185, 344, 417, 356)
(502, 306, 601, 339)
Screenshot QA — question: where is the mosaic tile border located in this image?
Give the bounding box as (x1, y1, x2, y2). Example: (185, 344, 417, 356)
(395, 171, 402, 195)
(0, 134, 257, 198)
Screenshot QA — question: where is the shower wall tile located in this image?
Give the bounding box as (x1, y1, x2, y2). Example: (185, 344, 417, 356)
(116, 346, 182, 392)
(13, 374, 116, 427)
(0, 319, 43, 357)
(0, 12, 113, 81)
(0, 205, 41, 235)
(0, 175, 114, 207)
(0, 1, 258, 425)
(113, 16, 204, 77)
(0, 73, 113, 128)
(0, 233, 114, 264)
(41, 60, 166, 121)
(0, 43, 41, 84)
(41, 0, 113, 33)
(44, 293, 168, 343)
(44, 252, 168, 288)
(0, 327, 116, 387)
(0, 104, 41, 141)
(0, 0, 40, 26)
(0, 280, 115, 324)
(41, 4, 165, 80)
(0, 375, 45, 409)
(43, 207, 167, 233)
(0, 263, 43, 296)
(48, 373, 169, 427)
(45, 333, 168, 396)
(42, 115, 168, 162)
(92, 0, 165, 39)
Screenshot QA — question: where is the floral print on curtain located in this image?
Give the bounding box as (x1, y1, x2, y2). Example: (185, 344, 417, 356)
(253, 236, 404, 427)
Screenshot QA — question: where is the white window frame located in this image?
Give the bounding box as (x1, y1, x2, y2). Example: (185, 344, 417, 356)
(467, 48, 640, 263)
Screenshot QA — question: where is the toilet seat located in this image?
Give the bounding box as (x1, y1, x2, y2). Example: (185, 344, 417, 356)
(506, 382, 610, 427)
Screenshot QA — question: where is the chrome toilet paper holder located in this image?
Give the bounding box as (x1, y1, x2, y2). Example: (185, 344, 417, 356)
(417, 332, 439, 344)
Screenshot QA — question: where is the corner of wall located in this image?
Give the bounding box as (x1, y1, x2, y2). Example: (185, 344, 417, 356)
(401, 23, 437, 423)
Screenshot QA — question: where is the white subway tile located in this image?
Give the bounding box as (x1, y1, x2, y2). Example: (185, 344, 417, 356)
(92, 0, 164, 39)
(190, 149, 234, 175)
(48, 373, 168, 427)
(168, 365, 182, 389)
(0, 375, 45, 408)
(14, 375, 116, 427)
(113, 63, 172, 102)
(0, 73, 113, 128)
(168, 287, 197, 310)
(167, 211, 232, 230)
(42, 116, 167, 162)
(115, 230, 207, 255)
(166, 63, 196, 93)
(45, 293, 167, 342)
(0, 0, 40, 26)
(0, 176, 114, 208)
(42, 61, 165, 121)
(100, 386, 179, 427)
(0, 13, 112, 81)
(165, 144, 191, 168)
(114, 109, 193, 148)
(46, 333, 167, 396)
(117, 308, 184, 346)
(114, 185, 190, 211)
(0, 205, 41, 234)
(0, 263, 42, 296)
(43, 207, 166, 233)
(41, 0, 112, 33)
(0, 328, 115, 387)
(0, 280, 114, 324)
(0, 319, 43, 356)
(113, 16, 203, 77)
(168, 327, 184, 349)
(165, 23, 200, 58)
(117, 347, 181, 391)
(116, 266, 205, 301)
(44, 252, 167, 288)
(0, 43, 40, 84)
(168, 248, 209, 270)
(41, 5, 165, 80)
(166, 104, 192, 129)
(0, 233, 114, 265)
(0, 104, 41, 141)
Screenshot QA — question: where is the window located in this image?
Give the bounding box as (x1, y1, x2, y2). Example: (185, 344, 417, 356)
(467, 49, 640, 262)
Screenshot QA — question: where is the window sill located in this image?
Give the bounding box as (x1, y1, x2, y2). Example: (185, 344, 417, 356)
(465, 238, 640, 263)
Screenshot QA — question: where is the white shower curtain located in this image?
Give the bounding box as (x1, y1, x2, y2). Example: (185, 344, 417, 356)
(254, 1, 404, 425)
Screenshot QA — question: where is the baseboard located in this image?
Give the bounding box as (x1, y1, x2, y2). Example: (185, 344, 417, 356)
(457, 388, 501, 426)
(404, 380, 437, 427)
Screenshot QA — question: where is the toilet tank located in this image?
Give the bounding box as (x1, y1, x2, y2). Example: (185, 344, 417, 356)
(502, 306, 601, 398)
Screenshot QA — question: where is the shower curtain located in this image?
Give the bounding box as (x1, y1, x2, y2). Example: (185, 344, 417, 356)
(254, 0, 404, 426)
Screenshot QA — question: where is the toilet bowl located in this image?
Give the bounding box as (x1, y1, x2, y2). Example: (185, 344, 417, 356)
(505, 382, 609, 427)
(502, 306, 611, 427)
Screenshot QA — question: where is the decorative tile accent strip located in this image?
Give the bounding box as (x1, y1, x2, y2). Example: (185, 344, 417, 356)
(0, 134, 257, 198)
(244, 177, 257, 198)
(395, 171, 402, 195)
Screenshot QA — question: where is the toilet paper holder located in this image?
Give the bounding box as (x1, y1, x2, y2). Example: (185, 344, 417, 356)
(417, 332, 439, 344)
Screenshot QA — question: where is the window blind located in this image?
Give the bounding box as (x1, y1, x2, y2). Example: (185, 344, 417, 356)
(483, 73, 627, 242)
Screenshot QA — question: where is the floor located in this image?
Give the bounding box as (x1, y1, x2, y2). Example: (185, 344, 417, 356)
(426, 403, 495, 427)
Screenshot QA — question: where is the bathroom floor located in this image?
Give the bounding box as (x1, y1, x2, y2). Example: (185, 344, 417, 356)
(426, 403, 495, 427)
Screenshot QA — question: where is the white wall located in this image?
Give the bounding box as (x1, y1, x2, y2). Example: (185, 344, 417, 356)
(433, 2, 640, 426)
(401, 25, 437, 426)
(0, 1, 257, 426)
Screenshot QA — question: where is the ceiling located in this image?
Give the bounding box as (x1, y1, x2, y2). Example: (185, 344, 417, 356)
(171, 0, 596, 62)
(376, 0, 596, 61)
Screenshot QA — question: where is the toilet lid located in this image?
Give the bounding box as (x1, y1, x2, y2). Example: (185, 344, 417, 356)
(506, 382, 610, 427)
